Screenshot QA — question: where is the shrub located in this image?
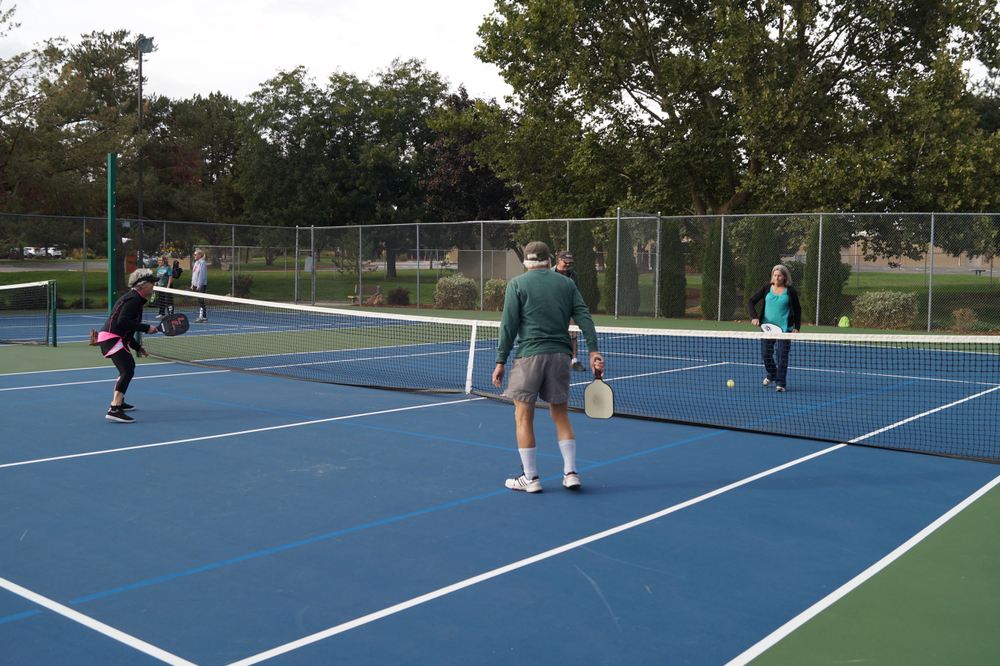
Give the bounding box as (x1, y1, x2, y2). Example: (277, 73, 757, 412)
(785, 259, 805, 288)
(851, 291, 919, 329)
(800, 218, 851, 325)
(743, 220, 781, 312)
(569, 224, 600, 312)
(951, 308, 978, 331)
(433, 275, 478, 309)
(232, 275, 253, 297)
(658, 219, 686, 317)
(602, 222, 640, 316)
(386, 287, 410, 306)
(482, 279, 507, 311)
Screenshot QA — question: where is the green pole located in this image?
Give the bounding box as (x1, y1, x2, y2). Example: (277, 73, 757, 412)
(50, 280, 57, 347)
(107, 152, 117, 314)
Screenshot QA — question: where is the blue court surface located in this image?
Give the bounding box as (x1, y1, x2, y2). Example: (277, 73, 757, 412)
(1, 350, 998, 665)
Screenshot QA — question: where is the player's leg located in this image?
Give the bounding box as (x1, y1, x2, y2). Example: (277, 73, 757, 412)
(549, 402, 581, 489)
(504, 356, 543, 492)
(774, 340, 791, 391)
(761, 339, 777, 386)
(106, 351, 136, 422)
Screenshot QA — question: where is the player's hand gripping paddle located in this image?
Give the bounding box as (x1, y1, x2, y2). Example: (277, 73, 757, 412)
(584, 368, 614, 419)
(157, 313, 189, 336)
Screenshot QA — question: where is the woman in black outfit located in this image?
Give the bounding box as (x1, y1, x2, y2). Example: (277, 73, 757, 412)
(98, 269, 160, 422)
(746, 264, 801, 392)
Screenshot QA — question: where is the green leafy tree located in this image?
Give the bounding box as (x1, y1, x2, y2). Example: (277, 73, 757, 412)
(602, 220, 640, 316)
(743, 219, 781, 312)
(658, 219, 686, 318)
(700, 220, 736, 320)
(800, 218, 851, 326)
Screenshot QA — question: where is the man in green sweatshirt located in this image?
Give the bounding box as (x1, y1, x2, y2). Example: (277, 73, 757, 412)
(492, 241, 605, 493)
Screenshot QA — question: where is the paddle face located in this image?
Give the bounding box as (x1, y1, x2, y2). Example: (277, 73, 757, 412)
(158, 313, 189, 336)
(760, 323, 783, 334)
(584, 369, 614, 419)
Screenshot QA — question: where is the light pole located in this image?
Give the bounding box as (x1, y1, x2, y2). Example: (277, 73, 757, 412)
(136, 35, 154, 267)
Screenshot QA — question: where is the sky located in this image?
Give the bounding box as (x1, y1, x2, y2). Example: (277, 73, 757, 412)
(2, 0, 512, 102)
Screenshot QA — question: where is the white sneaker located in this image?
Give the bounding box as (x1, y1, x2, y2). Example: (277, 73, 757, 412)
(505, 474, 542, 493)
(775, 385, 786, 392)
(570, 358, 584, 371)
(762, 378, 771, 386)
(195, 316, 207, 323)
(562, 472, 581, 490)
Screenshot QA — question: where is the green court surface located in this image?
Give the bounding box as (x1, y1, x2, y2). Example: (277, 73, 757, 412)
(754, 483, 1000, 665)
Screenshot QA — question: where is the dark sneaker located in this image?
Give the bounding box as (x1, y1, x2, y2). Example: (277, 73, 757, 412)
(505, 474, 542, 493)
(118, 402, 135, 411)
(106, 407, 134, 423)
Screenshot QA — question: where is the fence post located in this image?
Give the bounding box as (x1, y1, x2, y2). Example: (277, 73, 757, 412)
(81, 220, 87, 309)
(927, 213, 936, 332)
(565, 219, 570, 253)
(416, 223, 421, 310)
(480, 221, 485, 311)
(815, 214, 824, 326)
(654, 212, 662, 318)
(717, 215, 725, 322)
(357, 225, 362, 304)
(294, 226, 300, 303)
(310, 225, 317, 305)
(615, 207, 622, 319)
(230, 226, 236, 296)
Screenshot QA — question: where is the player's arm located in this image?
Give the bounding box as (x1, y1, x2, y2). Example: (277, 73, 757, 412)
(569, 288, 603, 372)
(747, 284, 766, 327)
(493, 281, 521, 387)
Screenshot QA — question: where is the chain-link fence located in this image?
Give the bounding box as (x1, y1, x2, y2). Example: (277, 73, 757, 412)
(4, 211, 1000, 331)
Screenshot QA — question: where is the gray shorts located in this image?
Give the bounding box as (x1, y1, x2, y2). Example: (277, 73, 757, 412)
(505, 353, 571, 405)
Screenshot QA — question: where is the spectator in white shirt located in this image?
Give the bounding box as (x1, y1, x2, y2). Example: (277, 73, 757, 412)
(191, 249, 208, 322)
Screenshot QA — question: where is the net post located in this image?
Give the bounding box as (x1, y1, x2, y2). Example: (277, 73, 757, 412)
(49, 280, 57, 347)
(815, 214, 824, 325)
(106, 152, 117, 315)
(615, 207, 621, 319)
(464, 322, 478, 394)
(654, 212, 662, 318)
(717, 215, 725, 322)
(927, 212, 935, 332)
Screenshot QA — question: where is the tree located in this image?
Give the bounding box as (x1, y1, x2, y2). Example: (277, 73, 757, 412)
(658, 219, 686, 318)
(700, 220, 736, 320)
(569, 221, 599, 312)
(800, 218, 851, 326)
(478, 1, 1000, 216)
(743, 219, 781, 312)
(602, 220, 640, 316)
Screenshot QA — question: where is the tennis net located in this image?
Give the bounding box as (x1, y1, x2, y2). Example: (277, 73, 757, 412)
(0, 280, 56, 345)
(147, 287, 1000, 463)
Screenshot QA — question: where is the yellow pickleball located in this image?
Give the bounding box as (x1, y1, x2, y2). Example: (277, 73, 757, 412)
(726, 379, 735, 388)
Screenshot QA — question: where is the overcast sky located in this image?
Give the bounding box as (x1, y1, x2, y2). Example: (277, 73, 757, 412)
(2, 0, 512, 101)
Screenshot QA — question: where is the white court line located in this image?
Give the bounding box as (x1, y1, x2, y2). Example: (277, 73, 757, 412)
(0, 575, 195, 665)
(226, 444, 848, 666)
(849, 385, 1000, 442)
(0, 362, 172, 377)
(0, 397, 482, 470)
(227, 377, 997, 665)
(0, 369, 227, 392)
(726, 472, 1000, 665)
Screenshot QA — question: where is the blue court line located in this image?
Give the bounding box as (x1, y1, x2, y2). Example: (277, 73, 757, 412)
(0, 426, 727, 626)
(0, 374, 943, 627)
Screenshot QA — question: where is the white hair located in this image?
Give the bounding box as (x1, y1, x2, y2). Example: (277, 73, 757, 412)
(772, 264, 793, 286)
(127, 268, 156, 288)
(523, 258, 551, 270)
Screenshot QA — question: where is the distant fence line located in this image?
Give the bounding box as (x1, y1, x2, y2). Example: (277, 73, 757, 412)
(2, 211, 999, 331)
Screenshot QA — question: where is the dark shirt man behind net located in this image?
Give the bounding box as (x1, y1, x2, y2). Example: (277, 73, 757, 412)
(552, 250, 584, 370)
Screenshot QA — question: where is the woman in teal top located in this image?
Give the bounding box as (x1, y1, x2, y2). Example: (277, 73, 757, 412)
(747, 264, 801, 391)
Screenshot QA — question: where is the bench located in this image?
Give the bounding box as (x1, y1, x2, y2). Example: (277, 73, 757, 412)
(348, 285, 383, 305)
(972, 268, 986, 276)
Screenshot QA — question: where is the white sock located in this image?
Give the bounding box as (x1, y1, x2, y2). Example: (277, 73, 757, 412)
(558, 439, 577, 474)
(518, 447, 538, 479)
